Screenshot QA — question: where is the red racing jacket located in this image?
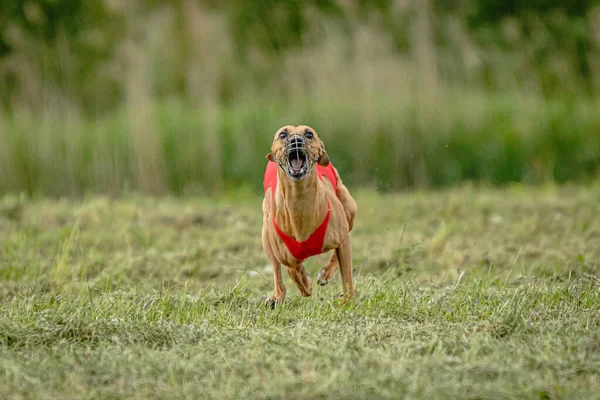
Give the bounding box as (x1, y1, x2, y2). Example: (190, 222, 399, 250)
(263, 161, 338, 261)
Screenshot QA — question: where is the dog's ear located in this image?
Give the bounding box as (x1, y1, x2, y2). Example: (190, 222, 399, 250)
(317, 141, 330, 166)
(266, 153, 275, 162)
(318, 151, 330, 166)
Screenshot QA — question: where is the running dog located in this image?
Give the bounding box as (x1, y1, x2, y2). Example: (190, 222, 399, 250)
(262, 125, 357, 307)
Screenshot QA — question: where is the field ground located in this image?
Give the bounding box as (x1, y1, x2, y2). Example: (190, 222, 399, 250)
(1, 185, 599, 399)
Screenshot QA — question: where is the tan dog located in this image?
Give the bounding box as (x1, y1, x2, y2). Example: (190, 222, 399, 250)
(262, 125, 357, 307)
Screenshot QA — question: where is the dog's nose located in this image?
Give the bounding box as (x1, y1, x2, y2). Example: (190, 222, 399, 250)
(289, 136, 304, 149)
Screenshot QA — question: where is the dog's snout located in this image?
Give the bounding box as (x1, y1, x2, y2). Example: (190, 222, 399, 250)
(287, 135, 305, 152)
(289, 136, 304, 147)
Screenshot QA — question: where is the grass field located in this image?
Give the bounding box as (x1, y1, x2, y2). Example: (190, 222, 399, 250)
(1, 185, 599, 399)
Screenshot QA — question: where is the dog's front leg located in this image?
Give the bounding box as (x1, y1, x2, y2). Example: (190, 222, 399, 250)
(265, 260, 286, 308)
(262, 215, 286, 308)
(286, 263, 312, 297)
(336, 236, 355, 303)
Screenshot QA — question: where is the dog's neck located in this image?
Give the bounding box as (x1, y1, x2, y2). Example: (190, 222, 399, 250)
(274, 167, 328, 242)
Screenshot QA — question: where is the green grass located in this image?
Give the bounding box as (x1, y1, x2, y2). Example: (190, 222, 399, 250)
(1, 185, 600, 399)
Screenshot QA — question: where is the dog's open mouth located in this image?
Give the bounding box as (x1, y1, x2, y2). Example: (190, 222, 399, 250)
(283, 136, 311, 181)
(287, 149, 308, 180)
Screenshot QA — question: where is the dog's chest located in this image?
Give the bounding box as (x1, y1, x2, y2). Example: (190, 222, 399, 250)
(269, 198, 346, 264)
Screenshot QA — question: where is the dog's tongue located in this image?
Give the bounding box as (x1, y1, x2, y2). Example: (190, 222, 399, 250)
(291, 158, 302, 170)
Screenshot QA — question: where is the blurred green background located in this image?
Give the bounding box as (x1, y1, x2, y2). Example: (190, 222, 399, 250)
(1, 0, 599, 196)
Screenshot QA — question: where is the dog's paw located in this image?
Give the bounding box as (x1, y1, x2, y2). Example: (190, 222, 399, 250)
(316, 270, 329, 286)
(264, 296, 282, 309)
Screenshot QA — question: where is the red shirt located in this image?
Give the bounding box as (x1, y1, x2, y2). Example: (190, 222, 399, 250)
(264, 161, 339, 261)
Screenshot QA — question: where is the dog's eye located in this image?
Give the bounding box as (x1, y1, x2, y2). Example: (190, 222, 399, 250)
(305, 131, 314, 139)
(279, 132, 287, 139)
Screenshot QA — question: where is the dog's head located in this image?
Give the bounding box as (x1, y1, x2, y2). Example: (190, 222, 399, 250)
(267, 125, 329, 181)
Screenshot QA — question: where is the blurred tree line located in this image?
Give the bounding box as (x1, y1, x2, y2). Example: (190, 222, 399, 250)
(1, 0, 599, 114)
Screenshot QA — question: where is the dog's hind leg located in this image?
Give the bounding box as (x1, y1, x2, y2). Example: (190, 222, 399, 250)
(336, 236, 355, 304)
(286, 263, 312, 297)
(316, 252, 339, 286)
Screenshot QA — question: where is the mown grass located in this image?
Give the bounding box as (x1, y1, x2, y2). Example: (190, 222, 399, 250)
(1, 185, 599, 399)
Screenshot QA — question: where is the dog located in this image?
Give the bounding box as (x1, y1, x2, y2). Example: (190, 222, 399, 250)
(262, 125, 357, 307)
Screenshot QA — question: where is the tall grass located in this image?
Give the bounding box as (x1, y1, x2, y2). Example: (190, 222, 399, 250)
(2, 92, 599, 197)
(0, 1, 599, 196)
